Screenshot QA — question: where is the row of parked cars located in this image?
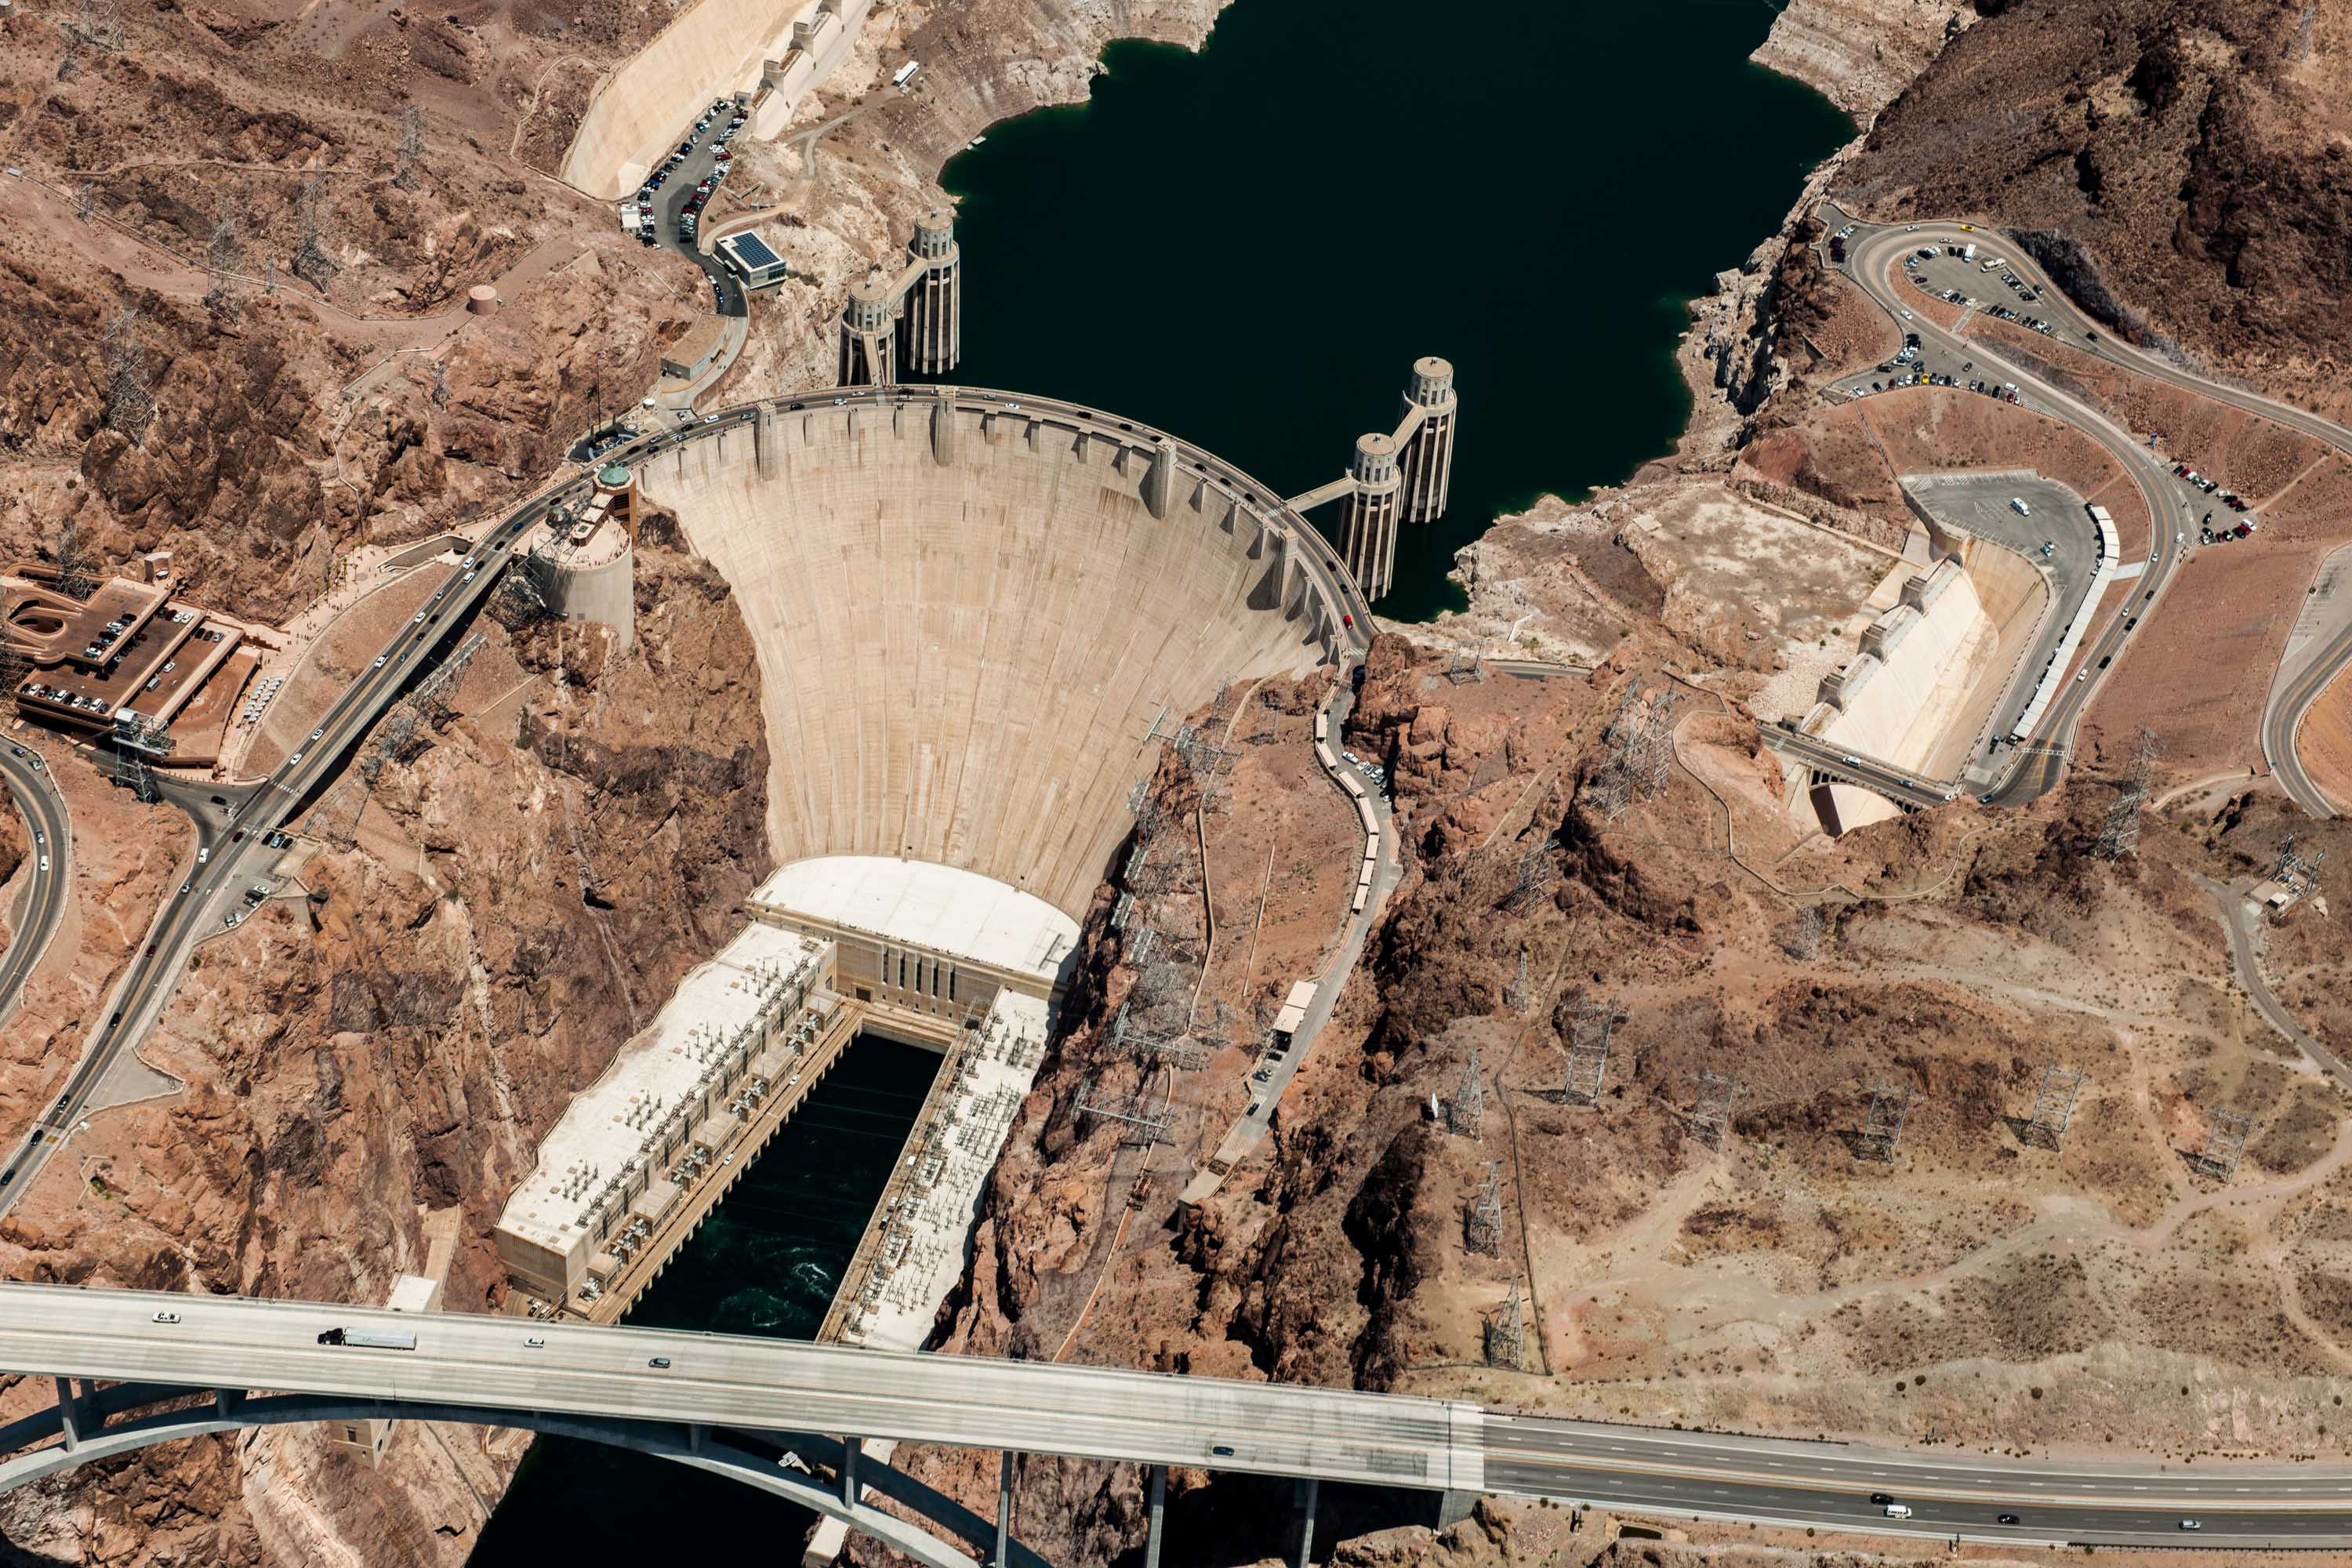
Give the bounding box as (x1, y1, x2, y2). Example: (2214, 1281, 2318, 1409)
(633, 99, 748, 249)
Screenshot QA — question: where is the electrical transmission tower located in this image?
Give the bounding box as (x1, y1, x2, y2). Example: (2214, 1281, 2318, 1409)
(101, 306, 153, 440)
(1585, 687, 1642, 820)
(74, 181, 95, 222)
(1466, 1160, 1504, 1256)
(1689, 1071, 1742, 1147)
(1784, 904, 1824, 960)
(1585, 683, 1681, 821)
(1447, 1047, 1486, 1139)
(2196, 1106, 2252, 1181)
(107, 714, 176, 803)
(294, 174, 338, 289)
(2021, 1065, 2085, 1149)
(0, 636, 27, 705)
(2092, 726, 2161, 859)
(393, 105, 425, 191)
(205, 213, 240, 310)
(1857, 1081, 1916, 1161)
(408, 630, 485, 720)
(1501, 833, 1559, 916)
(1631, 687, 1682, 798)
(1483, 1280, 1527, 1371)
(1074, 1087, 1173, 1148)
(1561, 1000, 1621, 1105)
(1503, 948, 1530, 1013)
(51, 513, 97, 601)
(74, 0, 122, 49)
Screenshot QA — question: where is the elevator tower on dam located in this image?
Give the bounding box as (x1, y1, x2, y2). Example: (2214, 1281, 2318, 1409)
(834, 202, 1450, 604)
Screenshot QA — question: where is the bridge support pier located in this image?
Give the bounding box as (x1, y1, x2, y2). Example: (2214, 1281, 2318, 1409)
(52, 1379, 78, 1453)
(1292, 1475, 1319, 1568)
(1432, 1489, 1475, 1530)
(1142, 1463, 1167, 1568)
(841, 1435, 861, 1508)
(993, 1450, 1014, 1568)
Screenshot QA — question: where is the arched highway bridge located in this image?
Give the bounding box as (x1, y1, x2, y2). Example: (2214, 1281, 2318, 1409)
(6, 1285, 2352, 1556)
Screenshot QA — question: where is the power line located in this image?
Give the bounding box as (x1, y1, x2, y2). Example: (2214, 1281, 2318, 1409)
(2021, 1065, 2084, 1149)
(2092, 726, 2161, 859)
(1857, 1080, 1916, 1162)
(1560, 1000, 1621, 1105)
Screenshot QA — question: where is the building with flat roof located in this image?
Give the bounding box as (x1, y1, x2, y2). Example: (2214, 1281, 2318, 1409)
(660, 315, 731, 381)
(1273, 979, 1317, 1039)
(493, 921, 832, 1305)
(713, 228, 793, 290)
(746, 856, 1080, 1014)
(3, 567, 255, 762)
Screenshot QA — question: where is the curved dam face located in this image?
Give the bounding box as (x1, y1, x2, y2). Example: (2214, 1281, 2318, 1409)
(640, 394, 1339, 918)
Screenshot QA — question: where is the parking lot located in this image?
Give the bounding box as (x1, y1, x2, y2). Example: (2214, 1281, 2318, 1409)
(1899, 471, 2101, 752)
(633, 99, 750, 320)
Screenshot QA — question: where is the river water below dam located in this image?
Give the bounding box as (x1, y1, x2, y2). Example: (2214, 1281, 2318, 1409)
(466, 1037, 938, 1562)
(932, 0, 1853, 620)
(469, 2, 1846, 1558)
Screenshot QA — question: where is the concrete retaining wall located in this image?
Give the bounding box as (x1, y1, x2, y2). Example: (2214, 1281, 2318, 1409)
(562, 0, 869, 201)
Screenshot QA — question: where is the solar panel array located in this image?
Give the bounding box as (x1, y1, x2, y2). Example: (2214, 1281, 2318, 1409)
(725, 231, 783, 270)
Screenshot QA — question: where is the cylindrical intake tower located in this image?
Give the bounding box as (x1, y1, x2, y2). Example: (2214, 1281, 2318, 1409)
(1397, 355, 1456, 524)
(1339, 432, 1403, 603)
(837, 274, 898, 387)
(898, 205, 961, 376)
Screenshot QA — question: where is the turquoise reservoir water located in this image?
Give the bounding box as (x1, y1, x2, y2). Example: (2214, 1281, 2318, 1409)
(466, 1038, 938, 1562)
(935, 0, 1852, 619)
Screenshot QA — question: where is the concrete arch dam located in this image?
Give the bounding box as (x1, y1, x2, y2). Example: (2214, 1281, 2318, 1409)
(641, 394, 1345, 919)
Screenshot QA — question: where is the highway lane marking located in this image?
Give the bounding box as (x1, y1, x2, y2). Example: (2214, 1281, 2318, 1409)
(0, 1318, 1471, 1478)
(1483, 1450, 2352, 1512)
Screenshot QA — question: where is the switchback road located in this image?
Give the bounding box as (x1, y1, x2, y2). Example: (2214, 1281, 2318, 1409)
(1826, 207, 2352, 816)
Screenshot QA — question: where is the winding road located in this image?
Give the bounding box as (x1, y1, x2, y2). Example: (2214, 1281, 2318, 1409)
(0, 746, 69, 1033)
(1824, 209, 2198, 807)
(1817, 205, 2352, 816)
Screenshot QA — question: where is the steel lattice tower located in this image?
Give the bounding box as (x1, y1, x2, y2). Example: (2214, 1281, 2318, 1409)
(2092, 727, 2161, 860)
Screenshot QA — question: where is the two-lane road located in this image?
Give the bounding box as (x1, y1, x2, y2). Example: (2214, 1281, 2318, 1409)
(0, 746, 69, 1030)
(0, 483, 586, 1214)
(1761, 729, 1955, 811)
(1828, 209, 2352, 815)
(1828, 216, 2198, 806)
